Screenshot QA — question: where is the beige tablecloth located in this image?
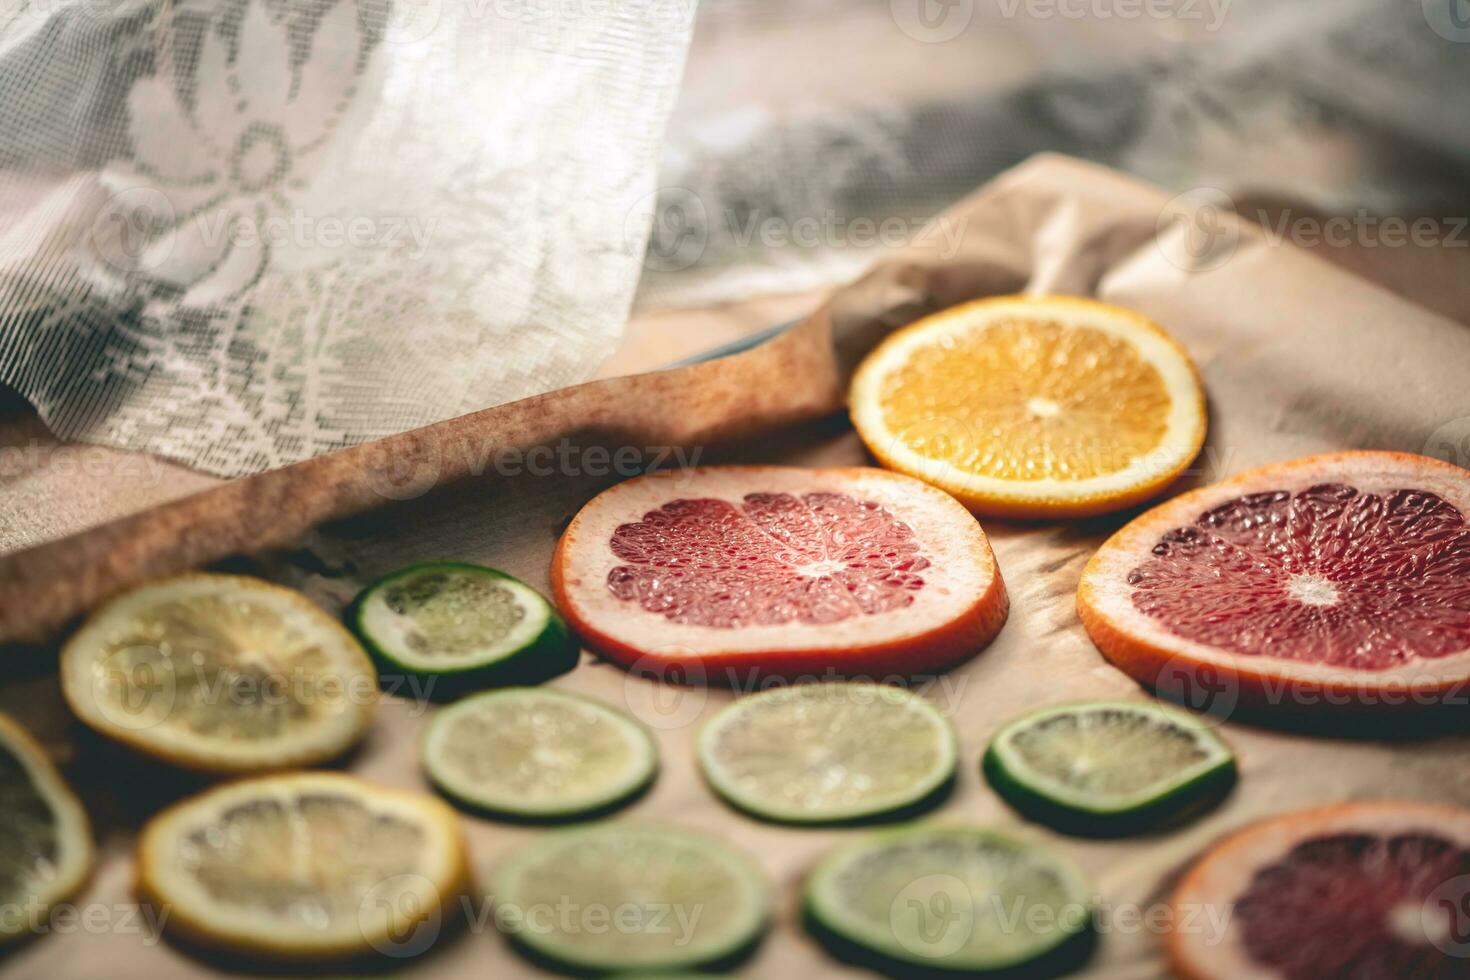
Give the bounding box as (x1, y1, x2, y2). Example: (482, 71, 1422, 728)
(3, 155, 1470, 979)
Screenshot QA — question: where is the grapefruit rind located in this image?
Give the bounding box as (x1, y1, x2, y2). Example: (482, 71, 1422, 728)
(0, 714, 93, 944)
(982, 700, 1235, 836)
(136, 772, 470, 962)
(696, 682, 957, 824)
(552, 466, 1008, 681)
(492, 824, 770, 973)
(353, 562, 577, 695)
(421, 687, 657, 819)
(61, 573, 377, 773)
(1167, 801, 1470, 980)
(1078, 452, 1470, 714)
(804, 826, 1093, 974)
(849, 295, 1207, 519)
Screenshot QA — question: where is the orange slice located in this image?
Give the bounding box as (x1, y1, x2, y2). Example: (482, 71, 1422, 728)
(849, 295, 1207, 518)
(1168, 801, 1470, 979)
(1078, 452, 1470, 717)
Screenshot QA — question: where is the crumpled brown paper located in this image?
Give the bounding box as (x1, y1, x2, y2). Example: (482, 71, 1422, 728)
(4, 154, 1470, 979)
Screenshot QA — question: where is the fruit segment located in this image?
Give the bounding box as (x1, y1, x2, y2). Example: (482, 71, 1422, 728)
(1168, 802, 1470, 980)
(61, 573, 377, 772)
(353, 562, 576, 694)
(493, 825, 769, 973)
(137, 773, 468, 961)
(698, 682, 956, 823)
(983, 700, 1235, 835)
(422, 688, 656, 819)
(554, 466, 1007, 680)
(0, 714, 93, 944)
(1078, 452, 1470, 714)
(805, 826, 1093, 973)
(850, 295, 1206, 518)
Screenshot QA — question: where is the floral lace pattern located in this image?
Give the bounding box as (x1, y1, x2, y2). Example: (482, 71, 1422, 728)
(0, 0, 692, 474)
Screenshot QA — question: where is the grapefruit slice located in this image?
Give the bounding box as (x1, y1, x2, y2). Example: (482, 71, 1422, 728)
(552, 466, 1008, 681)
(1078, 452, 1470, 715)
(1168, 801, 1470, 979)
(849, 295, 1207, 519)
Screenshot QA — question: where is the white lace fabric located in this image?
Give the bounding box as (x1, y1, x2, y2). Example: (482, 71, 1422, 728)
(0, 0, 693, 475)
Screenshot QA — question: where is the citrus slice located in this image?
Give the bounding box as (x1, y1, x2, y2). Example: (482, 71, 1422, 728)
(805, 826, 1092, 974)
(982, 700, 1235, 835)
(353, 562, 577, 695)
(137, 772, 468, 962)
(697, 682, 956, 823)
(552, 466, 1008, 681)
(493, 824, 769, 973)
(849, 294, 1207, 519)
(1078, 452, 1470, 716)
(421, 687, 657, 819)
(61, 573, 376, 773)
(0, 714, 92, 944)
(1168, 801, 1470, 979)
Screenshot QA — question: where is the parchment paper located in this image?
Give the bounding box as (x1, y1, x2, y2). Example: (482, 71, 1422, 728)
(4, 154, 1470, 980)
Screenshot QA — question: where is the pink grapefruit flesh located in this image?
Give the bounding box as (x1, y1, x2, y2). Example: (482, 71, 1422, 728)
(1169, 802, 1470, 980)
(552, 466, 1008, 681)
(1078, 452, 1470, 713)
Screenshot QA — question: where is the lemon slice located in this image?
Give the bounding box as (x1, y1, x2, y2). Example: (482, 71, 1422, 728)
(0, 714, 92, 943)
(698, 682, 956, 823)
(494, 824, 769, 973)
(61, 573, 376, 773)
(137, 772, 468, 962)
(850, 295, 1207, 518)
(422, 688, 657, 819)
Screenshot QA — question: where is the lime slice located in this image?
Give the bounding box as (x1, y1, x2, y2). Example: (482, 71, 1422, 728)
(493, 825, 769, 973)
(0, 714, 93, 944)
(805, 826, 1092, 974)
(422, 688, 657, 819)
(983, 700, 1235, 835)
(138, 772, 468, 962)
(697, 682, 956, 823)
(353, 562, 576, 695)
(61, 573, 376, 773)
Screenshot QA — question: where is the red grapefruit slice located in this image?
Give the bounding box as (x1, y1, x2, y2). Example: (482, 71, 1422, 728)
(1168, 801, 1470, 980)
(1078, 452, 1470, 714)
(552, 466, 1008, 680)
